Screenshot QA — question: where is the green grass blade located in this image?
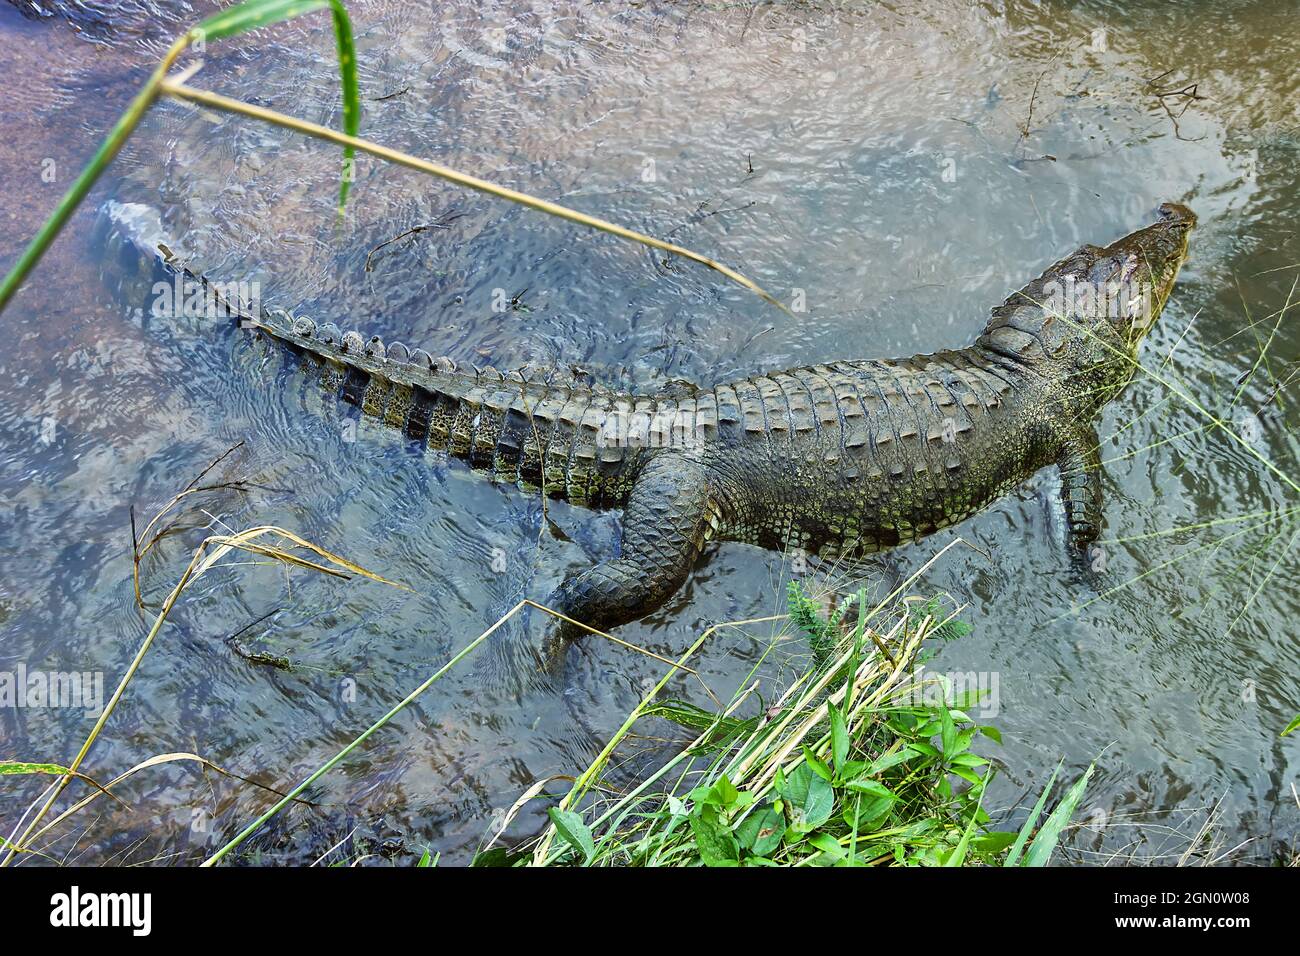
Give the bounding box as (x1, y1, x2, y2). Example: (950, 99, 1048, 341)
(1004, 760, 1061, 866)
(1023, 762, 1094, 867)
(194, 0, 329, 40)
(943, 774, 990, 867)
(0, 761, 74, 776)
(1283, 713, 1300, 737)
(195, 0, 359, 211)
(326, 1, 359, 210)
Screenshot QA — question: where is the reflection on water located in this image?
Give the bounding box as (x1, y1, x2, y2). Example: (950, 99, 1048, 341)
(1, 0, 1299, 864)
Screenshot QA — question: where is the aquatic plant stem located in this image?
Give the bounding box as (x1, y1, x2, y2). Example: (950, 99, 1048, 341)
(156, 79, 794, 318)
(0, 35, 193, 315)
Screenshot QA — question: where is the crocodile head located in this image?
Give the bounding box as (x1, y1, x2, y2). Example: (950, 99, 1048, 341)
(980, 202, 1195, 409)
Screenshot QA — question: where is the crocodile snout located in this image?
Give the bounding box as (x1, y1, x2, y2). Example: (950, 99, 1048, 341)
(1157, 202, 1197, 228)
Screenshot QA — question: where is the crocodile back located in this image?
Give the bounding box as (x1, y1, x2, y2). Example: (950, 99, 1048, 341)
(701, 351, 1054, 555)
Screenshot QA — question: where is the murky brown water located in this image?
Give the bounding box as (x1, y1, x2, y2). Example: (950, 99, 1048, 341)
(2, 0, 1298, 865)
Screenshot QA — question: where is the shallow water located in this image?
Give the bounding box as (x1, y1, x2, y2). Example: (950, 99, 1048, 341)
(1, 0, 1298, 864)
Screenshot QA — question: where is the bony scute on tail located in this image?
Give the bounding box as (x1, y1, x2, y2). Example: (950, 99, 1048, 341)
(99, 201, 1194, 673)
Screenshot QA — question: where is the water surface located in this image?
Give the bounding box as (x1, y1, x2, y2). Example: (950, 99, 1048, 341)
(2, 0, 1298, 864)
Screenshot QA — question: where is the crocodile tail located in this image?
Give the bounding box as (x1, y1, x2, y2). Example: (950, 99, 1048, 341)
(96, 199, 641, 504)
(215, 276, 641, 504)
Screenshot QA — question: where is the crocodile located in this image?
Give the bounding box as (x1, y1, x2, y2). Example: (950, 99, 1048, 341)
(102, 200, 1195, 667)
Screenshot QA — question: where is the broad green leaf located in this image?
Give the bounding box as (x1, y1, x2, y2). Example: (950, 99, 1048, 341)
(1024, 762, 1094, 867)
(713, 776, 739, 808)
(470, 847, 525, 867)
(978, 725, 1003, 744)
(802, 746, 833, 782)
(972, 831, 1018, 853)
(688, 785, 713, 804)
(735, 804, 783, 857)
(939, 707, 958, 758)
(845, 779, 894, 800)
(867, 747, 919, 774)
(548, 807, 595, 863)
(851, 795, 895, 829)
(778, 763, 834, 831)
(690, 807, 739, 867)
(1283, 714, 1300, 737)
(809, 832, 845, 863)
(837, 759, 869, 781)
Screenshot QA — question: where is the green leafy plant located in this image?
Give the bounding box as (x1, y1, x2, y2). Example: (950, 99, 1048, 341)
(506, 575, 1091, 867)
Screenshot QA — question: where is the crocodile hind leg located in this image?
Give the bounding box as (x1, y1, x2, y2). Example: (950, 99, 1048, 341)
(539, 452, 715, 670)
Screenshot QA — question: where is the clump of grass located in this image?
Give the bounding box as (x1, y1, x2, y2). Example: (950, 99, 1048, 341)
(494, 578, 1091, 867)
